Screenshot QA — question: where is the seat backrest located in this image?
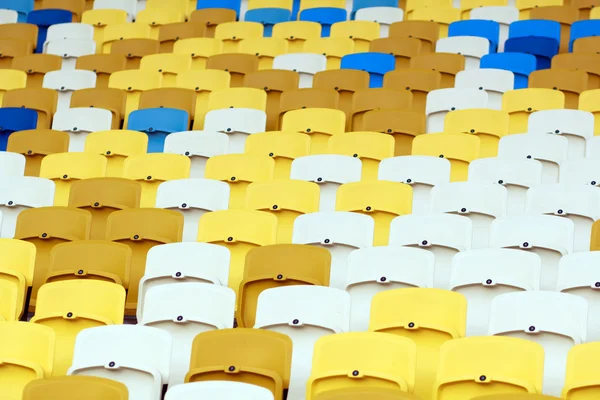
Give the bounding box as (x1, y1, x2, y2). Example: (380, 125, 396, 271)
(0, 321, 55, 377)
(23, 376, 128, 400)
(165, 381, 275, 400)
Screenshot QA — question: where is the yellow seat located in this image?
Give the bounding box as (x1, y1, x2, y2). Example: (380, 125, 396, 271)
(591, 6, 600, 19)
(147, 0, 191, 17)
(30, 280, 125, 375)
(434, 337, 544, 399)
(411, 133, 480, 182)
(248, 0, 293, 9)
(300, 0, 346, 11)
(313, 388, 423, 400)
(328, 132, 394, 181)
(281, 108, 346, 154)
(502, 88, 565, 134)
(335, 181, 412, 246)
(215, 22, 264, 53)
(303, 38, 355, 70)
(579, 89, 600, 135)
(207, 87, 267, 111)
(175, 69, 231, 130)
(205, 154, 275, 209)
(330, 21, 380, 53)
(135, 8, 185, 40)
(39, 153, 107, 206)
(272, 21, 322, 53)
(470, 396, 559, 400)
(405, 0, 453, 18)
(563, 342, 600, 399)
(108, 70, 163, 126)
(362, 109, 427, 156)
(139, 53, 192, 87)
(443, 109, 509, 158)
(23, 376, 129, 400)
(516, 0, 562, 19)
(105, 208, 183, 315)
(84, 130, 148, 178)
(244, 132, 310, 179)
(81, 9, 128, 50)
(172, 38, 223, 69)
(197, 209, 278, 292)
(0, 322, 55, 400)
(408, 7, 461, 38)
(0, 239, 35, 321)
(0, 69, 27, 105)
(459, 0, 508, 19)
(369, 288, 467, 400)
(186, 329, 292, 400)
(245, 180, 320, 243)
(239, 38, 289, 70)
(122, 153, 190, 207)
(307, 332, 417, 400)
(102, 23, 152, 53)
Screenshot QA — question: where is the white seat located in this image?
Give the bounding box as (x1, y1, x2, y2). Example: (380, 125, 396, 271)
(0, 9, 18, 24)
(490, 215, 574, 290)
(45, 23, 94, 43)
(526, 184, 600, 252)
(155, 179, 230, 242)
(435, 36, 489, 70)
(468, 157, 543, 215)
(429, 182, 507, 249)
(557, 252, 600, 342)
(389, 214, 472, 289)
(290, 155, 362, 212)
(0, 177, 55, 238)
(203, 109, 267, 154)
(42, 70, 97, 111)
(489, 291, 588, 397)
(354, 7, 404, 37)
(165, 382, 275, 400)
(586, 136, 600, 159)
(346, 246, 435, 331)
(292, 211, 374, 290)
(139, 282, 235, 386)
(378, 155, 451, 215)
(498, 133, 568, 184)
(254, 286, 351, 400)
(52, 108, 112, 152)
(163, 131, 229, 178)
(93, 0, 136, 21)
(560, 158, 600, 186)
(454, 69, 515, 110)
(528, 110, 594, 160)
(0, 152, 25, 177)
(450, 249, 542, 336)
(425, 88, 489, 133)
(470, 6, 519, 51)
(137, 242, 231, 319)
(272, 53, 327, 88)
(45, 39, 96, 70)
(68, 325, 172, 400)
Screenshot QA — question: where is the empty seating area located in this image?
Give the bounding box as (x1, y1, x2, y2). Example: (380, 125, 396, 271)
(2, 0, 600, 400)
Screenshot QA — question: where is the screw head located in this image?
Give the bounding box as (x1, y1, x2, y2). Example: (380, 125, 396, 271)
(227, 236, 233, 242)
(272, 205, 278, 210)
(146, 175, 152, 180)
(408, 322, 415, 328)
(67, 312, 73, 317)
(182, 203, 187, 208)
(27, 150, 32, 154)
(366, 206, 372, 211)
(498, 180, 504, 184)
(292, 319, 299, 324)
(41, 233, 48, 238)
(324, 238, 330, 244)
(94, 201, 100, 206)
(177, 315, 183, 321)
(527, 155, 532, 159)
(461, 207, 467, 212)
(527, 107, 532, 111)
(106, 151, 111, 155)
(352, 370, 359, 376)
(353, 153, 358, 158)
(77, 269, 84, 275)
(134, 234, 140, 240)
(109, 361, 115, 367)
(523, 242, 529, 248)
(175, 271, 182, 277)
(528, 325, 535, 332)
(486, 279, 492, 284)
(277, 274, 283, 279)
(380, 276, 387, 282)
(269, 152, 274, 157)
(421, 240, 428, 245)
(317, 177, 323, 182)
(62, 174, 68, 179)
(7, 200, 12, 205)
(228, 365, 235, 371)
(439, 154, 444, 158)
(185, 151, 190, 156)
(406, 178, 412, 183)
(557, 209, 563, 214)
(479, 375, 486, 381)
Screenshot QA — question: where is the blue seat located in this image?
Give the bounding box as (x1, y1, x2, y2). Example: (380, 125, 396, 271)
(448, 20, 500, 53)
(0, 0, 33, 23)
(351, 0, 398, 19)
(300, 7, 347, 37)
(504, 20, 560, 70)
(245, 8, 291, 37)
(570, 20, 600, 52)
(0, 108, 38, 151)
(341, 53, 395, 88)
(292, 0, 301, 20)
(480, 52, 537, 89)
(127, 108, 189, 153)
(27, 9, 73, 53)
(197, 0, 242, 19)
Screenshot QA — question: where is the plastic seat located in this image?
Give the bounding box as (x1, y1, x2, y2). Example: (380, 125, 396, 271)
(468, 158, 543, 215)
(454, 69, 514, 111)
(75, 54, 126, 88)
(335, 181, 412, 246)
(355, 7, 404, 38)
(435, 36, 489, 72)
(346, 247, 435, 332)
(0, 0, 33, 22)
(91, 0, 139, 20)
(127, 108, 188, 153)
(362, 110, 426, 157)
(244, 132, 309, 179)
(383, 69, 442, 113)
(271, 53, 326, 88)
(307, 332, 417, 400)
(504, 20, 560, 70)
(351, 88, 412, 131)
(44, 22, 94, 45)
(451, 249, 542, 336)
(139, 53, 191, 87)
(27, 10, 73, 53)
(108, 70, 162, 126)
(579, 89, 600, 135)
(37, 0, 85, 21)
(214, 21, 263, 52)
(189, 8, 237, 37)
(41, 69, 96, 112)
(81, 9, 129, 49)
(448, 19, 499, 52)
(498, 133, 568, 184)
(389, 21, 438, 53)
(163, 132, 228, 178)
(139, 282, 235, 386)
(528, 69, 587, 110)
(245, 8, 292, 37)
(480, 53, 536, 90)
(340, 53, 395, 88)
(443, 109, 507, 158)
(0, 9, 18, 24)
(23, 376, 128, 400)
(206, 54, 258, 88)
(165, 381, 275, 400)
(573, 35, 600, 53)
(559, 158, 600, 185)
(280, 108, 345, 155)
(369, 37, 421, 69)
(0, 151, 26, 177)
(330, 21, 380, 52)
(101, 23, 151, 53)
(70, 88, 125, 130)
(298, 7, 347, 38)
(45, 39, 96, 71)
(172, 38, 221, 70)
(138, 86, 195, 123)
(0, 108, 39, 150)
(470, 6, 519, 52)
(0, 23, 38, 53)
(434, 337, 545, 399)
(147, 0, 191, 17)
(2, 88, 57, 130)
(52, 108, 112, 153)
(272, 21, 321, 52)
(203, 109, 267, 155)
(208, 87, 266, 114)
(502, 89, 565, 134)
(303, 37, 354, 70)
(328, 132, 394, 181)
(378, 156, 450, 215)
(425, 88, 488, 133)
(137, 13, 187, 42)
(0, 39, 33, 69)
(0, 322, 55, 400)
(84, 130, 147, 178)
(562, 342, 600, 400)
(552, 53, 600, 92)
(278, 88, 339, 131)
(0, 238, 35, 320)
(529, 6, 578, 54)
(409, 54, 465, 90)
(0, 70, 26, 106)
(409, 7, 460, 38)
(110, 39, 159, 70)
(5, 130, 68, 177)
(570, 19, 600, 52)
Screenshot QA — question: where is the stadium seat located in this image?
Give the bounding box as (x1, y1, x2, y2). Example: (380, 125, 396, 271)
(205, 53, 258, 88)
(244, 132, 309, 179)
(139, 282, 235, 386)
(52, 108, 112, 152)
(330, 20, 380, 52)
(370, 37, 421, 69)
(572, 35, 600, 53)
(5, 130, 68, 177)
(278, 88, 339, 132)
(172, 38, 221, 70)
(559, 158, 600, 185)
(0, 151, 26, 177)
(176, 70, 231, 130)
(562, 342, 600, 399)
(0, 70, 27, 106)
(165, 381, 275, 400)
(0, 9, 18, 24)
(443, 109, 508, 157)
(450, 249, 542, 336)
(45, 39, 96, 71)
(389, 20, 438, 52)
(0, 108, 39, 151)
(70, 88, 125, 130)
(435, 36, 489, 70)
(101, 23, 151, 54)
(529, 69, 588, 110)
(272, 21, 321, 52)
(552, 53, 600, 90)
(434, 337, 545, 399)
(137, 87, 195, 126)
(425, 88, 488, 133)
(346, 246, 435, 331)
(281, 108, 345, 154)
(75, 54, 127, 88)
(409, 53, 464, 89)
(328, 132, 394, 181)
(272, 53, 326, 88)
(470, 6, 519, 52)
(0, 238, 35, 320)
(84, 130, 147, 177)
(307, 332, 417, 400)
(454, 69, 514, 111)
(303, 37, 354, 69)
(204, 108, 267, 154)
(23, 376, 128, 400)
(163, 132, 229, 178)
(81, 9, 129, 49)
(44, 22, 94, 45)
(0, 23, 38, 53)
(383, 69, 442, 113)
(502, 88, 565, 134)
(355, 6, 404, 37)
(42, 69, 96, 112)
(139, 53, 192, 87)
(208, 87, 267, 113)
(138, 16, 190, 45)
(312, 70, 368, 129)
(127, 108, 188, 153)
(108, 70, 163, 126)
(215, 21, 264, 52)
(245, 8, 292, 37)
(0, 322, 55, 399)
(110, 39, 159, 70)
(351, 88, 412, 131)
(3, 90, 57, 133)
(489, 291, 587, 396)
(341, 52, 395, 88)
(480, 53, 536, 90)
(299, 7, 347, 38)
(237, 38, 288, 70)
(0, 0, 33, 22)
(189, 8, 236, 37)
(570, 20, 600, 52)
(505, 20, 560, 70)
(448, 19, 499, 53)
(27, 9, 72, 53)
(155, 178, 230, 242)
(362, 110, 426, 156)
(92, 0, 137, 21)
(529, 6, 578, 54)
(37, 0, 85, 21)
